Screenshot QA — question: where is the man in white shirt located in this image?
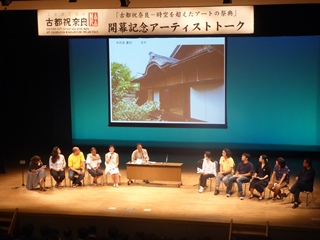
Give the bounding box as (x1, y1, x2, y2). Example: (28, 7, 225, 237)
(131, 143, 150, 183)
(198, 151, 218, 193)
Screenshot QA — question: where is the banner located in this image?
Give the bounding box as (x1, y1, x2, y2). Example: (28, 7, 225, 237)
(38, 6, 253, 36)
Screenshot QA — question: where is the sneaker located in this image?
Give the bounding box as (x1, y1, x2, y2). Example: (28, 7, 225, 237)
(72, 184, 77, 188)
(214, 190, 219, 195)
(78, 182, 82, 187)
(113, 183, 116, 187)
(226, 190, 231, 197)
(198, 186, 204, 193)
(115, 184, 119, 188)
(240, 194, 244, 200)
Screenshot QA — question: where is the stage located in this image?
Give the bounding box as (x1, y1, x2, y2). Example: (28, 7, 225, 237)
(1, 161, 320, 240)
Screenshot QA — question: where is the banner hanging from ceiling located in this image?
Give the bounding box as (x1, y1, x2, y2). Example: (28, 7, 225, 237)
(38, 6, 253, 36)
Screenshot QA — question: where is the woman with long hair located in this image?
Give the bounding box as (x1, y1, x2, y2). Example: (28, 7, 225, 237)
(248, 154, 271, 200)
(49, 146, 66, 188)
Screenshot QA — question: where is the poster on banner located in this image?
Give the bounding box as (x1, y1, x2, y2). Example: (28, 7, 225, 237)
(37, 6, 253, 36)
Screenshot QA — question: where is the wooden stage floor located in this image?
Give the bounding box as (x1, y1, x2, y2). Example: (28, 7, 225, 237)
(1, 165, 320, 239)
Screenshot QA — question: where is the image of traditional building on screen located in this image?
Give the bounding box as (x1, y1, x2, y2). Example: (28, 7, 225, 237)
(132, 44, 225, 124)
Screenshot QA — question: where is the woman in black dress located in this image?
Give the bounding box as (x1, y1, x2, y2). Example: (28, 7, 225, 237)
(248, 154, 271, 200)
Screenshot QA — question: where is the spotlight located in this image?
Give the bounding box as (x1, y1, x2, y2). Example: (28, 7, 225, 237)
(223, 0, 232, 3)
(120, 0, 130, 7)
(1, 0, 12, 6)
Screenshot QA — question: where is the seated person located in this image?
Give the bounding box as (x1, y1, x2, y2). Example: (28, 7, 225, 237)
(131, 143, 149, 183)
(198, 151, 218, 193)
(289, 158, 315, 209)
(105, 145, 120, 187)
(267, 157, 290, 200)
(248, 154, 271, 200)
(86, 147, 103, 185)
(49, 146, 66, 188)
(26, 155, 46, 191)
(68, 146, 85, 187)
(226, 153, 254, 200)
(214, 148, 234, 195)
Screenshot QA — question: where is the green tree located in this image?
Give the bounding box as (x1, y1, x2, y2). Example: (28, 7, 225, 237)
(111, 61, 160, 121)
(111, 62, 138, 105)
(113, 98, 160, 121)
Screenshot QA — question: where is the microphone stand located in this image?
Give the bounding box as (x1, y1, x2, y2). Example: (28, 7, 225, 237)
(12, 160, 26, 189)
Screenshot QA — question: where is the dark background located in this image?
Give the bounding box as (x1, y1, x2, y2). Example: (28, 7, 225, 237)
(1, 4, 320, 173)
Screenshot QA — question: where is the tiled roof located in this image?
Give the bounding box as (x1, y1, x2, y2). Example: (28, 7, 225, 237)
(148, 52, 179, 67)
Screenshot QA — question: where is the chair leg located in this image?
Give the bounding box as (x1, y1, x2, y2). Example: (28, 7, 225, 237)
(305, 192, 314, 207)
(105, 174, 108, 185)
(50, 176, 53, 189)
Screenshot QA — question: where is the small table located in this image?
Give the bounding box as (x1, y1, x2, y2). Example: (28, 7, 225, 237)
(126, 162, 183, 187)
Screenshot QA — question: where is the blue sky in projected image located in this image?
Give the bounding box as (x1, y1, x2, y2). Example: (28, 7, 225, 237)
(109, 37, 224, 78)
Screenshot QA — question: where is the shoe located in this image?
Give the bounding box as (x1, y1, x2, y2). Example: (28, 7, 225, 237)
(226, 189, 231, 197)
(78, 182, 82, 187)
(55, 183, 58, 188)
(93, 180, 97, 186)
(292, 203, 299, 209)
(113, 183, 116, 187)
(214, 190, 219, 195)
(249, 194, 253, 199)
(39, 187, 47, 191)
(280, 193, 287, 199)
(259, 196, 264, 201)
(145, 180, 150, 184)
(198, 186, 204, 193)
(115, 184, 119, 188)
(240, 194, 244, 200)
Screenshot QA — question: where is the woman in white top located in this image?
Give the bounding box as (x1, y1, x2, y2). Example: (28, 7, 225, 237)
(49, 146, 66, 188)
(105, 145, 120, 187)
(198, 151, 218, 193)
(86, 147, 103, 185)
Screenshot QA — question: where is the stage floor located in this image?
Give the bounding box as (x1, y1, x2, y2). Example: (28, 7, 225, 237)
(1, 165, 320, 238)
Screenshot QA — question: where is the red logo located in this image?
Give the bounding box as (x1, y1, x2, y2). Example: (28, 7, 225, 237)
(88, 12, 98, 26)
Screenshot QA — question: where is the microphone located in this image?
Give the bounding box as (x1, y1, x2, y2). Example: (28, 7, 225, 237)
(197, 159, 204, 163)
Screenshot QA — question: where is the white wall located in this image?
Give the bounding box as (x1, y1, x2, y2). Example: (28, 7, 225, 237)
(190, 82, 225, 124)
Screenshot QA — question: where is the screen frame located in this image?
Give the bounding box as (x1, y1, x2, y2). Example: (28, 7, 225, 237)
(108, 36, 228, 129)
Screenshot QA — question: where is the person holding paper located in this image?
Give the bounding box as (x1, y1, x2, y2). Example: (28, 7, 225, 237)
(131, 143, 149, 183)
(86, 147, 103, 185)
(198, 151, 218, 193)
(248, 154, 271, 200)
(26, 155, 47, 191)
(131, 143, 149, 164)
(105, 145, 120, 187)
